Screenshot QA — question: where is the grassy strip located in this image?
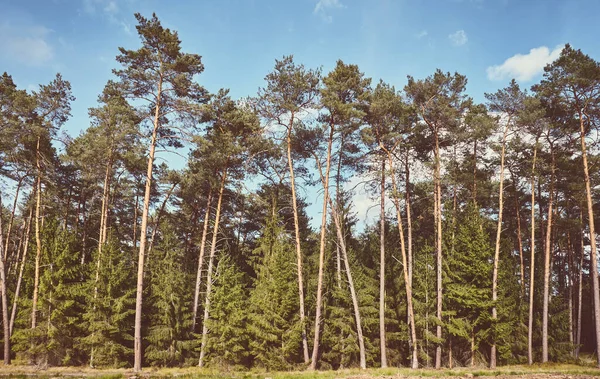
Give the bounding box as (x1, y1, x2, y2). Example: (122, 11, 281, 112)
(0, 363, 599, 378)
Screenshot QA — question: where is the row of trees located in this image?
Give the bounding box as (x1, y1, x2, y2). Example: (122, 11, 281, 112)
(1, 13, 600, 371)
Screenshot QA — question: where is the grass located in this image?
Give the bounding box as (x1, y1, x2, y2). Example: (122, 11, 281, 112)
(1, 363, 599, 378)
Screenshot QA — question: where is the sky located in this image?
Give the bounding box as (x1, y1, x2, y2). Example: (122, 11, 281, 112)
(2, 0, 600, 229)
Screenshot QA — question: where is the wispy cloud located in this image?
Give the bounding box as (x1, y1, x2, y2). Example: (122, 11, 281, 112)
(487, 45, 564, 81)
(0, 22, 54, 66)
(82, 0, 132, 35)
(448, 29, 468, 46)
(313, 0, 344, 23)
(416, 30, 428, 39)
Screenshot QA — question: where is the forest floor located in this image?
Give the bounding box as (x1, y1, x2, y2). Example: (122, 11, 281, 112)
(1, 363, 600, 379)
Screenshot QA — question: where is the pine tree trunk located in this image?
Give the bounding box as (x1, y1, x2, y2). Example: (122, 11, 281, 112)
(80, 193, 88, 266)
(406, 151, 413, 290)
(147, 181, 178, 256)
(568, 233, 574, 354)
(542, 147, 555, 363)
(579, 112, 600, 368)
(576, 217, 584, 358)
(0, 194, 11, 364)
(511, 170, 525, 297)
(384, 147, 419, 369)
(434, 133, 443, 369)
(192, 188, 212, 332)
(286, 124, 310, 364)
(10, 207, 33, 335)
(490, 121, 510, 369)
(528, 138, 538, 365)
(133, 78, 162, 372)
(4, 176, 24, 261)
(32, 136, 43, 330)
(379, 158, 387, 368)
(327, 195, 366, 369)
(310, 127, 334, 370)
(94, 156, 112, 301)
(132, 193, 139, 249)
(198, 168, 228, 367)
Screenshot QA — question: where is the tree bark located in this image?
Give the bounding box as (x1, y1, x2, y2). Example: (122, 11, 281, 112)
(10, 207, 33, 335)
(286, 122, 310, 364)
(510, 169, 525, 297)
(198, 167, 228, 367)
(542, 146, 555, 363)
(0, 194, 11, 364)
(310, 126, 334, 370)
(384, 147, 419, 369)
(4, 176, 24, 261)
(192, 188, 212, 332)
(434, 132, 443, 369)
(133, 76, 162, 372)
(576, 213, 584, 358)
(579, 111, 600, 368)
(490, 119, 510, 369)
(32, 136, 43, 330)
(379, 158, 387, 368)
(528, 138, 538, 365)
(147, 181, 178, 256)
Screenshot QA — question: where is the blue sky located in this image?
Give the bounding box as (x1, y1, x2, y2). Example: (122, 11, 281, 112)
(2, 0, 599, 226)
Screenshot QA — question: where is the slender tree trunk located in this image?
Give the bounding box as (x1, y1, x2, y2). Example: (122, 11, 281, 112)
(147, 181, 178, 256)
(510, 170, 525, 297)
(576, 214, 584, 358)
(542, 146, 555, 363)
(7, 222, 24, 277)
(434, 133, 443, 369)
(198, 168, 228, 367)
(471, 329, 475, 367)
(94, 156, 112, 301)
(4, 176, 24, 261)
(133, 78, 162, 372)
(568, 232, 574, 353)
(326, 194, 366, 369)
(10, 207, 33, 335)
(406, 151, 413, 289)
(0, 194, 11, 364)
(132, 193, 139, 249)
(528, 138, 538, 365)
(32, 136, 43, 330)
(286, 124, 310, 364)
(379, 158, 387, 368)
(384, 147, 419, 369)
(579, 112, 600, 368)
(80, 193, 88, 266)
(192, 188, 212, 332)
(310, 127, 334, 370)
(490, 121, 510, 369)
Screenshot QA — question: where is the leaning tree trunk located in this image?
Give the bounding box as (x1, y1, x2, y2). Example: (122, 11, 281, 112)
(384, 147, 419, 369)
(10, 207, 33, 335)
(286, 124, 310, 364)
(133, 78, 162, 373)
(326, 194, 366, 369)
(310, 127, 334, 370)
(192, 188, 212, 332)
(434, 133, 443, 369)
(32, 136, 43, 330)
(198, 167, 228, 367)
(579, 111, 600, 368)
(528, 138, 538, 365)
(0, 194, 11, 364)
(4, 176, 24, 261)
(490, 121, 510, 369)
(542, 146, 555, 363)
(379, 158, 387, 368)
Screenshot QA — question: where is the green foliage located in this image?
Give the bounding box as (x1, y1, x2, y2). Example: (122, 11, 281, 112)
(247, 217, 301, 370)
(145, 224, 195, 367)
(81, 238, 135, 368)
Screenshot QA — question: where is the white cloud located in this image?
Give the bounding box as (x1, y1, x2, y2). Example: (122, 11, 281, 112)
(416, 30, 428, 39)
(0, 23, 54, 66)
(314, 0, 344, 23)
(448, 29, 468, 46)
(486, 45, 564, 82)
(104, 1, 118, 14)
